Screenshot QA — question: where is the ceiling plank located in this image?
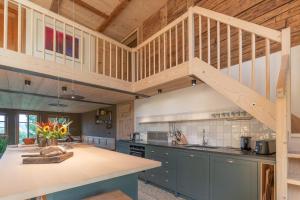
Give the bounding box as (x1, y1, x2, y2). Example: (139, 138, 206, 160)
(73, 0, 109, 19)
(98, 0, 131, 32)
(50, 0, 63, 14)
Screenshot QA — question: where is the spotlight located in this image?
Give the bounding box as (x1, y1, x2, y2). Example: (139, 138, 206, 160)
(135, 96, 139, 100)
(158, 89, 162, 94)
(62, 86, 67, 92)
(191, 79, 197, 87)
(24, 80, 31, 86)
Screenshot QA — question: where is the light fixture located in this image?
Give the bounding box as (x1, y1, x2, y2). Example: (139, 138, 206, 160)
(24, 80, 31, 86)
(60, 86, 85, 100)
(48, 103, 68, 107)
(191, 79, 197, 87)
(135, 96, 139, 100)
(158, 89, 162, 94)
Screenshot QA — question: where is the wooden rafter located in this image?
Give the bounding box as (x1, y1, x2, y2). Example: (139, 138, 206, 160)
(73, 0, 109, 19)
(97, 0, 131, 32)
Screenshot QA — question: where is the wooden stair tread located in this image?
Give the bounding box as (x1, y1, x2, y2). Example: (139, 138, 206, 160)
(287, 174, 300, 186)
(83, 190, 132, 200)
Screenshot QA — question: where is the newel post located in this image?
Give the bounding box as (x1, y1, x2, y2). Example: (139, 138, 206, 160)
(276, 27, 291, 200)
(187, 7, 195, 63)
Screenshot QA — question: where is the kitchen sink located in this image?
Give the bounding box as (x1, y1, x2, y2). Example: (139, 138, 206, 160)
(184, 145, 220, 149)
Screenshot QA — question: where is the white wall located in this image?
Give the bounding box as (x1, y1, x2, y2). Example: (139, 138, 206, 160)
(135, 45, 300, 125)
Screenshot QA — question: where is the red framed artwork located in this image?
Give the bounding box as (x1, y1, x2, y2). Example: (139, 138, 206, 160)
(45, 26, 79, 59)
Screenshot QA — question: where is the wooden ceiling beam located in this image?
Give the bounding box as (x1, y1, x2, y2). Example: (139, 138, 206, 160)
(98, 0, 131, 32)
(73, 0, 109, 19)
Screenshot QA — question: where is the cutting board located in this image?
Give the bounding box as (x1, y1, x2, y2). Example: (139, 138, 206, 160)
(22, 152, 73, 164)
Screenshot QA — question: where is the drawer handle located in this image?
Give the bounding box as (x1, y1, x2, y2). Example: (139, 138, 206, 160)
(151, 174, 154, 177)
(189, 154, 195, 158)
(165, 170, 169, 173)
(151, 151, 155, 153)
(227, 160, 234, 163)
(165, 161, 169, 164)
(165, 153, 169, 155)
(165, 179, 169, 182)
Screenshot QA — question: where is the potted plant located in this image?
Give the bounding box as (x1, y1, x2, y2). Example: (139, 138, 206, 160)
(36, 120, 72, 146)
(0, 136, 7, 158)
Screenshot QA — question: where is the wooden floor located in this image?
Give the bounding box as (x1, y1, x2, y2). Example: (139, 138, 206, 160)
(138, 181, 184, 200)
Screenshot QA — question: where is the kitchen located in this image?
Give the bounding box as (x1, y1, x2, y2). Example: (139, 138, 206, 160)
(0, 0, 300, 200)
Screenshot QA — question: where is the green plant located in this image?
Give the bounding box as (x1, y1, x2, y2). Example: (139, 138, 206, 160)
(0, 137, 8, 154)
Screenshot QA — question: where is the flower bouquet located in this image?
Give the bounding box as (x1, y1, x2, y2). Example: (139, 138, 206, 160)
(36, 119, 72, 146)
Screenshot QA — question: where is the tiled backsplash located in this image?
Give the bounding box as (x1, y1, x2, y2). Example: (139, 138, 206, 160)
(136, 118, 275, 148)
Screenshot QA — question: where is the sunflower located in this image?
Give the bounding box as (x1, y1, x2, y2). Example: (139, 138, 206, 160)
(43, 125, 50, 132)
(60, 126, 68, 135)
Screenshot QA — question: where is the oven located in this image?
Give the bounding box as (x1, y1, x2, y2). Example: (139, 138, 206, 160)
(129, 145, 145, 158)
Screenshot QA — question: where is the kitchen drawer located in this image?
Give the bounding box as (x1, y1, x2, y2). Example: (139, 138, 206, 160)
(146, 146, 176, 169)
(147, 169, 176, 191)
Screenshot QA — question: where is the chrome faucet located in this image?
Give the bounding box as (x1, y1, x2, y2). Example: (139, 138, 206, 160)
(202, 129, 208, 146)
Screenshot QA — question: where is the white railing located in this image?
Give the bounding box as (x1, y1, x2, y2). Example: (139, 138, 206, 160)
(1, 0, 134, 82)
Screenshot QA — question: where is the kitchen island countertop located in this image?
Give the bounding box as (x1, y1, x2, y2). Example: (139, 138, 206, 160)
(0, 144, 160, 200)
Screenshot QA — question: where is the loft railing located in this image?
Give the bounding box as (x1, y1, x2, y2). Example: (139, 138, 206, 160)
(0, 0, 134, 82)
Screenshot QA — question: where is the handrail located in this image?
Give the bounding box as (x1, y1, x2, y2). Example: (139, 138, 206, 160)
(191, 6, 282, 43)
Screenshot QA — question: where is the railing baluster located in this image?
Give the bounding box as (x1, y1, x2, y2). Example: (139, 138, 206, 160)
(217, 21, 220, 70)
(96, 37, 99, 74)
(72, 28, 76, 67)
(164, 33, 166, 70)
(144, 46, 146, 78)
(154, 40, 156, 74)
(88, 33, 91, 71)
(140, 49, 142, 79)
(207, 18, 210, 65)
(136, 50, 138, 80)
(238, 29, 242, 82)
(199, 15, 202, 60)
(182, 20, 185, 62)
(122, 49, 124, 80)
(17, 3, 21, 52)
(53, 18, 56, 61)
(116, 45, 118, 78)
(109, 42, 112, 77)
(227, 25, 231, 75)
(265, 38, 270, 99)
(42, 14, 45, 59)
(63, 22, 66, 63)
(127, 50, 129, 81)
(159, 35, 161, 72)
(103, 40, 105, 74)
(80, 31, 83, 71)
(175, 24, 178, 65)
(251, 33, 256, 89)
(30, 8, 34, 55)
(3, 0, 8, 49)
(169, 29, 172, 68)
(188, 9, 194, 62)
(148, 43, 150, 76)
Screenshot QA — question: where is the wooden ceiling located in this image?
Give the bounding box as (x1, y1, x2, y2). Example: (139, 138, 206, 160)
(31, 0, 167, 42)
(0, 69, 135, 113)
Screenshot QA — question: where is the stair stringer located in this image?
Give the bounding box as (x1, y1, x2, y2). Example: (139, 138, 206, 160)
(189, 58, 276, 131)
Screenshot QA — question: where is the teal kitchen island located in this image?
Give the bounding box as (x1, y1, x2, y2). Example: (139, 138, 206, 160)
(0, 144, 160, 200)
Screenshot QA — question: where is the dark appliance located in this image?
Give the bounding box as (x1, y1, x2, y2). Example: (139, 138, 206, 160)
(129, 144, 145, 158)
(130, 132, 140, 142)
(240, 136, 252, 151)
(255, 139, 276, 155)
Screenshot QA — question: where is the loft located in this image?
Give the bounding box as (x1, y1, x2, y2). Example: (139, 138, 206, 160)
(0, 0, 296, 199)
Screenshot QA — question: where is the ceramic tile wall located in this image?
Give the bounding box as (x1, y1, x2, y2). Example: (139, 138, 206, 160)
(136, 119, 274, 148)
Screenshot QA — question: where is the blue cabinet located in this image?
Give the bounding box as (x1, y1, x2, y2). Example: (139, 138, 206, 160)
(176, 150, 210, 200)
(116, 141, 130, 154)
(210, 155, 258, 200)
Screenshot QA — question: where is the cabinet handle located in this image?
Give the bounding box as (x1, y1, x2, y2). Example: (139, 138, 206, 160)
(165, 161, 169, 164)
(189, 154, 195, 158)
(165, 179, 169, 182)
(227, 160, 234, 163)
(151, 174, 154, 177)
(151, 151, 155, 153)
(165, 152, 169, 155)
(165, 170, 169, 173)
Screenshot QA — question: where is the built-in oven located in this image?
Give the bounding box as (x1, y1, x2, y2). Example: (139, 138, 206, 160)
(129, 144, 145, 158)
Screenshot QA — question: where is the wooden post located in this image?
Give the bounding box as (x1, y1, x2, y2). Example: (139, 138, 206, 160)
(3, 0, 8, 49)
(53, 19, 56, 61)
(96, 37, 99, 74)
(169, 29, 172, 68)
(251, 33, 255, 89)
(227, 25, 231, 75)
(207, 18, 210, 64)
(238, 29, 242, 82)
(131, 51, 135, 82)
(188, 8, 195, 62)
(217, 21, 220, 70)
(265, 38, 270, 99)
(109, 42, 112, 77)
(175, 24, 178, 65)
(103, 40, 105, 74)
(121, 49, 124, 80)
(80, 31, 83, 71)
(42, 14, 45, 60)
(30, 8, 34, 55)
(199, 15, 202, 60)
(276, 27, 291, 200)
(159, 35, 161, 72)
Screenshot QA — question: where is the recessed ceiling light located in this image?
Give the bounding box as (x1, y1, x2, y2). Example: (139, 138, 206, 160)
(158, 89, 162, 94)
(60, 94, 85, 100)
(24, 80, 31, 86)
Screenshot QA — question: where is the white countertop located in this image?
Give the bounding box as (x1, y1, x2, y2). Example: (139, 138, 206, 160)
(0, 144, 160, 200)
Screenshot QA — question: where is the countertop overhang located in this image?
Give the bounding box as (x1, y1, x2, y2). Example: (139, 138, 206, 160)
(0, 144, 161, 200)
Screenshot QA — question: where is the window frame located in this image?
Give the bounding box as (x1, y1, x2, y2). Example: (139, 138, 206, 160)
(0, 114, 7, 135)
(18, 113, 38, 144)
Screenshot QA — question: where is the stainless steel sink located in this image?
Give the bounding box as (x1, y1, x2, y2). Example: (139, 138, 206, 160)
(184, 145, 220, 149)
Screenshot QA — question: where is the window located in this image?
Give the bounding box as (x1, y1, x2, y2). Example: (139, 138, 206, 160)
(18, 114, 38, 144)
(0, 115, 6, 135)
